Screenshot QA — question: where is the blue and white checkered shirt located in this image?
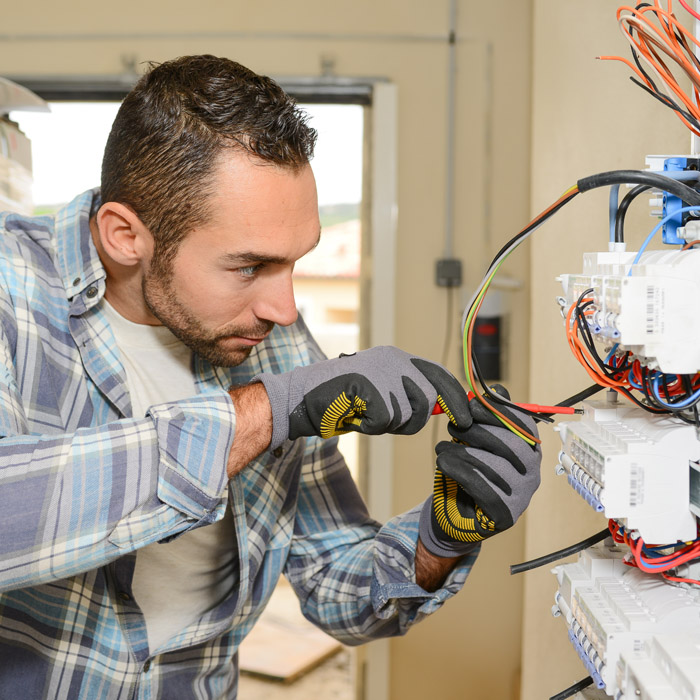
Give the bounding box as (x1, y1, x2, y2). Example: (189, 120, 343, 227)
(0, 190, 476, 699)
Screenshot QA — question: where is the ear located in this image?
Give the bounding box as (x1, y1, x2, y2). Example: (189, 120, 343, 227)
(95, 202, 154, 266)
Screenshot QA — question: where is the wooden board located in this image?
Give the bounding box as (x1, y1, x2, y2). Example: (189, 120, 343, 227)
(239, 615, 342, 683)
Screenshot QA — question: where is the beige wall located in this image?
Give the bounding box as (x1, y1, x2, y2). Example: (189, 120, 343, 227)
(1, 2, 533, 699)
(523, 2, 689, 699)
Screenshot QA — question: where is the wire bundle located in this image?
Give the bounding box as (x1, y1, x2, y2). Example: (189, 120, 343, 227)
(565, 290, 700, 423)
(599, 1, 700, 136)
(609, 519, 700, 584)
(460, 169, 700, 443)
(461, 185, 580, 445)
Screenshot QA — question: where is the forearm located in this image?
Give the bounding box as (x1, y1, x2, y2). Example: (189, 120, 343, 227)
(227, 382, 273, 477)
(414, 537, 463, 592)
(0, 393, 234, 591)
(287, 488, 477, 643)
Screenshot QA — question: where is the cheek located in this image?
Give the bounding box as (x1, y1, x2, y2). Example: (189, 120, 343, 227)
(175, 273, 253, 324)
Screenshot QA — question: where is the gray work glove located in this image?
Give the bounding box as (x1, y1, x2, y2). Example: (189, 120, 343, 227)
(419, 385, 541, 558)
(253, 346, 471, 450)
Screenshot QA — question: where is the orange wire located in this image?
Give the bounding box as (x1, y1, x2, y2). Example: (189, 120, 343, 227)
(463, 185, 580, 445)
(598, 2, 700, 135)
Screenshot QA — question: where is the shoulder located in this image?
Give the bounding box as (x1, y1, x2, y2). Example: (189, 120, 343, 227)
(0, 210, 56, 271)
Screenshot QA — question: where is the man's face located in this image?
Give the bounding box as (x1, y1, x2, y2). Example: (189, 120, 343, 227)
(142, 152, 320, 367)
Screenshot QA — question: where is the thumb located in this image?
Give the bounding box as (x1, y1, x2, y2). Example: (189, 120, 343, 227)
(410, 358, 472, 430)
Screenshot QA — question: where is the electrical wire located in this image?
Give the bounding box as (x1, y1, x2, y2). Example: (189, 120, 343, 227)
(609, 184, 620, 242)
(460, 170, 700, 442)
(459, 185, 580, 444)
(633, 203, 700, 262)
(678, 0, 700, 21)
(609, 520, 700, 585)
(549, 676, 594, 700)
(598, 2, 700, 136)
(614, 184, 649, 243)
(613, 169, 700, 243)
(510, 527, 611, 575)
(564, 290, 700, 416)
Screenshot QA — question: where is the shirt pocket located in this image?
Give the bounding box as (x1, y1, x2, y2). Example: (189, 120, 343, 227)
(107, 504, 185, 550)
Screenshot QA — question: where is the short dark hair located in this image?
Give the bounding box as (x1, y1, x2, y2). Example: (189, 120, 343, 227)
(101, 55, 317, 258)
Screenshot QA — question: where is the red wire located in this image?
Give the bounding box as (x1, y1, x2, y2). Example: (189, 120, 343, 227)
(678, 0, 700, 21)
(608, 519, 700, 576)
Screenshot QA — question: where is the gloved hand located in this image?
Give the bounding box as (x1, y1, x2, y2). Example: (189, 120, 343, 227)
(253, 346, 471, 450)
(419, 385, 541, 558)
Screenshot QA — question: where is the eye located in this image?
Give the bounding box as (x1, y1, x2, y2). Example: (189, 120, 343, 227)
(237, 264, 263, 278)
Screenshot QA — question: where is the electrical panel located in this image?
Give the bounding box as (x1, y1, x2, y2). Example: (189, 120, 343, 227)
(549, 154, 700, 699)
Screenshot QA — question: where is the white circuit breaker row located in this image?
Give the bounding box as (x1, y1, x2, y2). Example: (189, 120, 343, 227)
(556, 399, 700, 544)
(557, 248, 700, 374)
(553, 544, 700, 699)
(552, 243, 700, 698)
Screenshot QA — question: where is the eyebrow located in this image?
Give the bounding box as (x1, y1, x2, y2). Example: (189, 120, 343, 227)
(220, 229, 321, 266)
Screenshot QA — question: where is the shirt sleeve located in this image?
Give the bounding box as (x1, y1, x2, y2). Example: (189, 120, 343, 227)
(0, 375, 234, 593)
(283, 436, 479, 645)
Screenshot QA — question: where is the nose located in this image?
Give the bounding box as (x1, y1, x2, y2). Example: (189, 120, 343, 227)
(254, 269, 298, 327)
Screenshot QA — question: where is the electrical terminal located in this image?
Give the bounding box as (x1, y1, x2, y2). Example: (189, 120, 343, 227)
(557, 400, 700, 543)
(558, 248, 700, 374)
(552, 544, 700, 698)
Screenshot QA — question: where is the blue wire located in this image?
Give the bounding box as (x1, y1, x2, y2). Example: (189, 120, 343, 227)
(632, 205, 700, 267)
(627, 370, 643, 389)
(650, 375, 700, 409)
(609, 184, 620, 243)
(605, 343, 619, 362)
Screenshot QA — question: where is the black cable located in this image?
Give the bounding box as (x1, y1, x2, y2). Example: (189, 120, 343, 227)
(629, 77, 700, 132)
(549, 676, 595, 700)
(469, 353, 554, 424)
(577, 170, 700, 205)
(510, 527, 610, 575)
(486, 191, 579, 271)
(553, 383, 605, 409)
(614, 184, 650, 243)
(661, 373, 672, 403)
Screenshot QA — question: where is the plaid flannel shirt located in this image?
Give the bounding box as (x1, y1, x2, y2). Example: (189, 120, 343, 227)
(0, 191, 476, 699)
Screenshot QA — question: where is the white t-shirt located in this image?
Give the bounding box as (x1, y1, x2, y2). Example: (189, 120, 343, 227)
(102, 300, 235, 653)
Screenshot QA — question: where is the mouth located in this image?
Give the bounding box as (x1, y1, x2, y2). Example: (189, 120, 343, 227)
(220, 333, 269, 347)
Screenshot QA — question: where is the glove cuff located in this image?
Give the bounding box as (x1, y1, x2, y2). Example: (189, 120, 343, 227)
(250, 372, 291, 450)
(418, 496, 479, 560)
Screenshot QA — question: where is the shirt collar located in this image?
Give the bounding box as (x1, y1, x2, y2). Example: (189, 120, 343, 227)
(55, 188, 107, 300)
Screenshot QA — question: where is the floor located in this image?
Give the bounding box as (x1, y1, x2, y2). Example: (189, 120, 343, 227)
(238, 577, 354, 700)
(239, 649, 353, 700)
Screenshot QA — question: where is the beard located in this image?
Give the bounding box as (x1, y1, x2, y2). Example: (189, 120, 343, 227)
(142, 256, 274, 368)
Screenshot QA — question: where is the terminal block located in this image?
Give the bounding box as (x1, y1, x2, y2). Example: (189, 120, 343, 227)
(553, 543, 700, 698)
(556, 400, 699, 544)
(557, 248, 700, 374)
(645, 155, 700, 245)
(617, 633, 700, 699)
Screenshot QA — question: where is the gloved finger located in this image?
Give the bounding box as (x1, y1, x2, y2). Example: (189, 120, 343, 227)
(445, 422, 541, 474)
(289, 375, 391, 439)
(436, 440, 517, 497)
(437, 448, 539, 528)
(410, 358, 472, 430)
(450, 396, 539, 444)
(390, 375, 433, 435)
(436, 462, 514, 530)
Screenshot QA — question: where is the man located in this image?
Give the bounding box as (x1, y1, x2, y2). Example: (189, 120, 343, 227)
(0, 55, 541, 699)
